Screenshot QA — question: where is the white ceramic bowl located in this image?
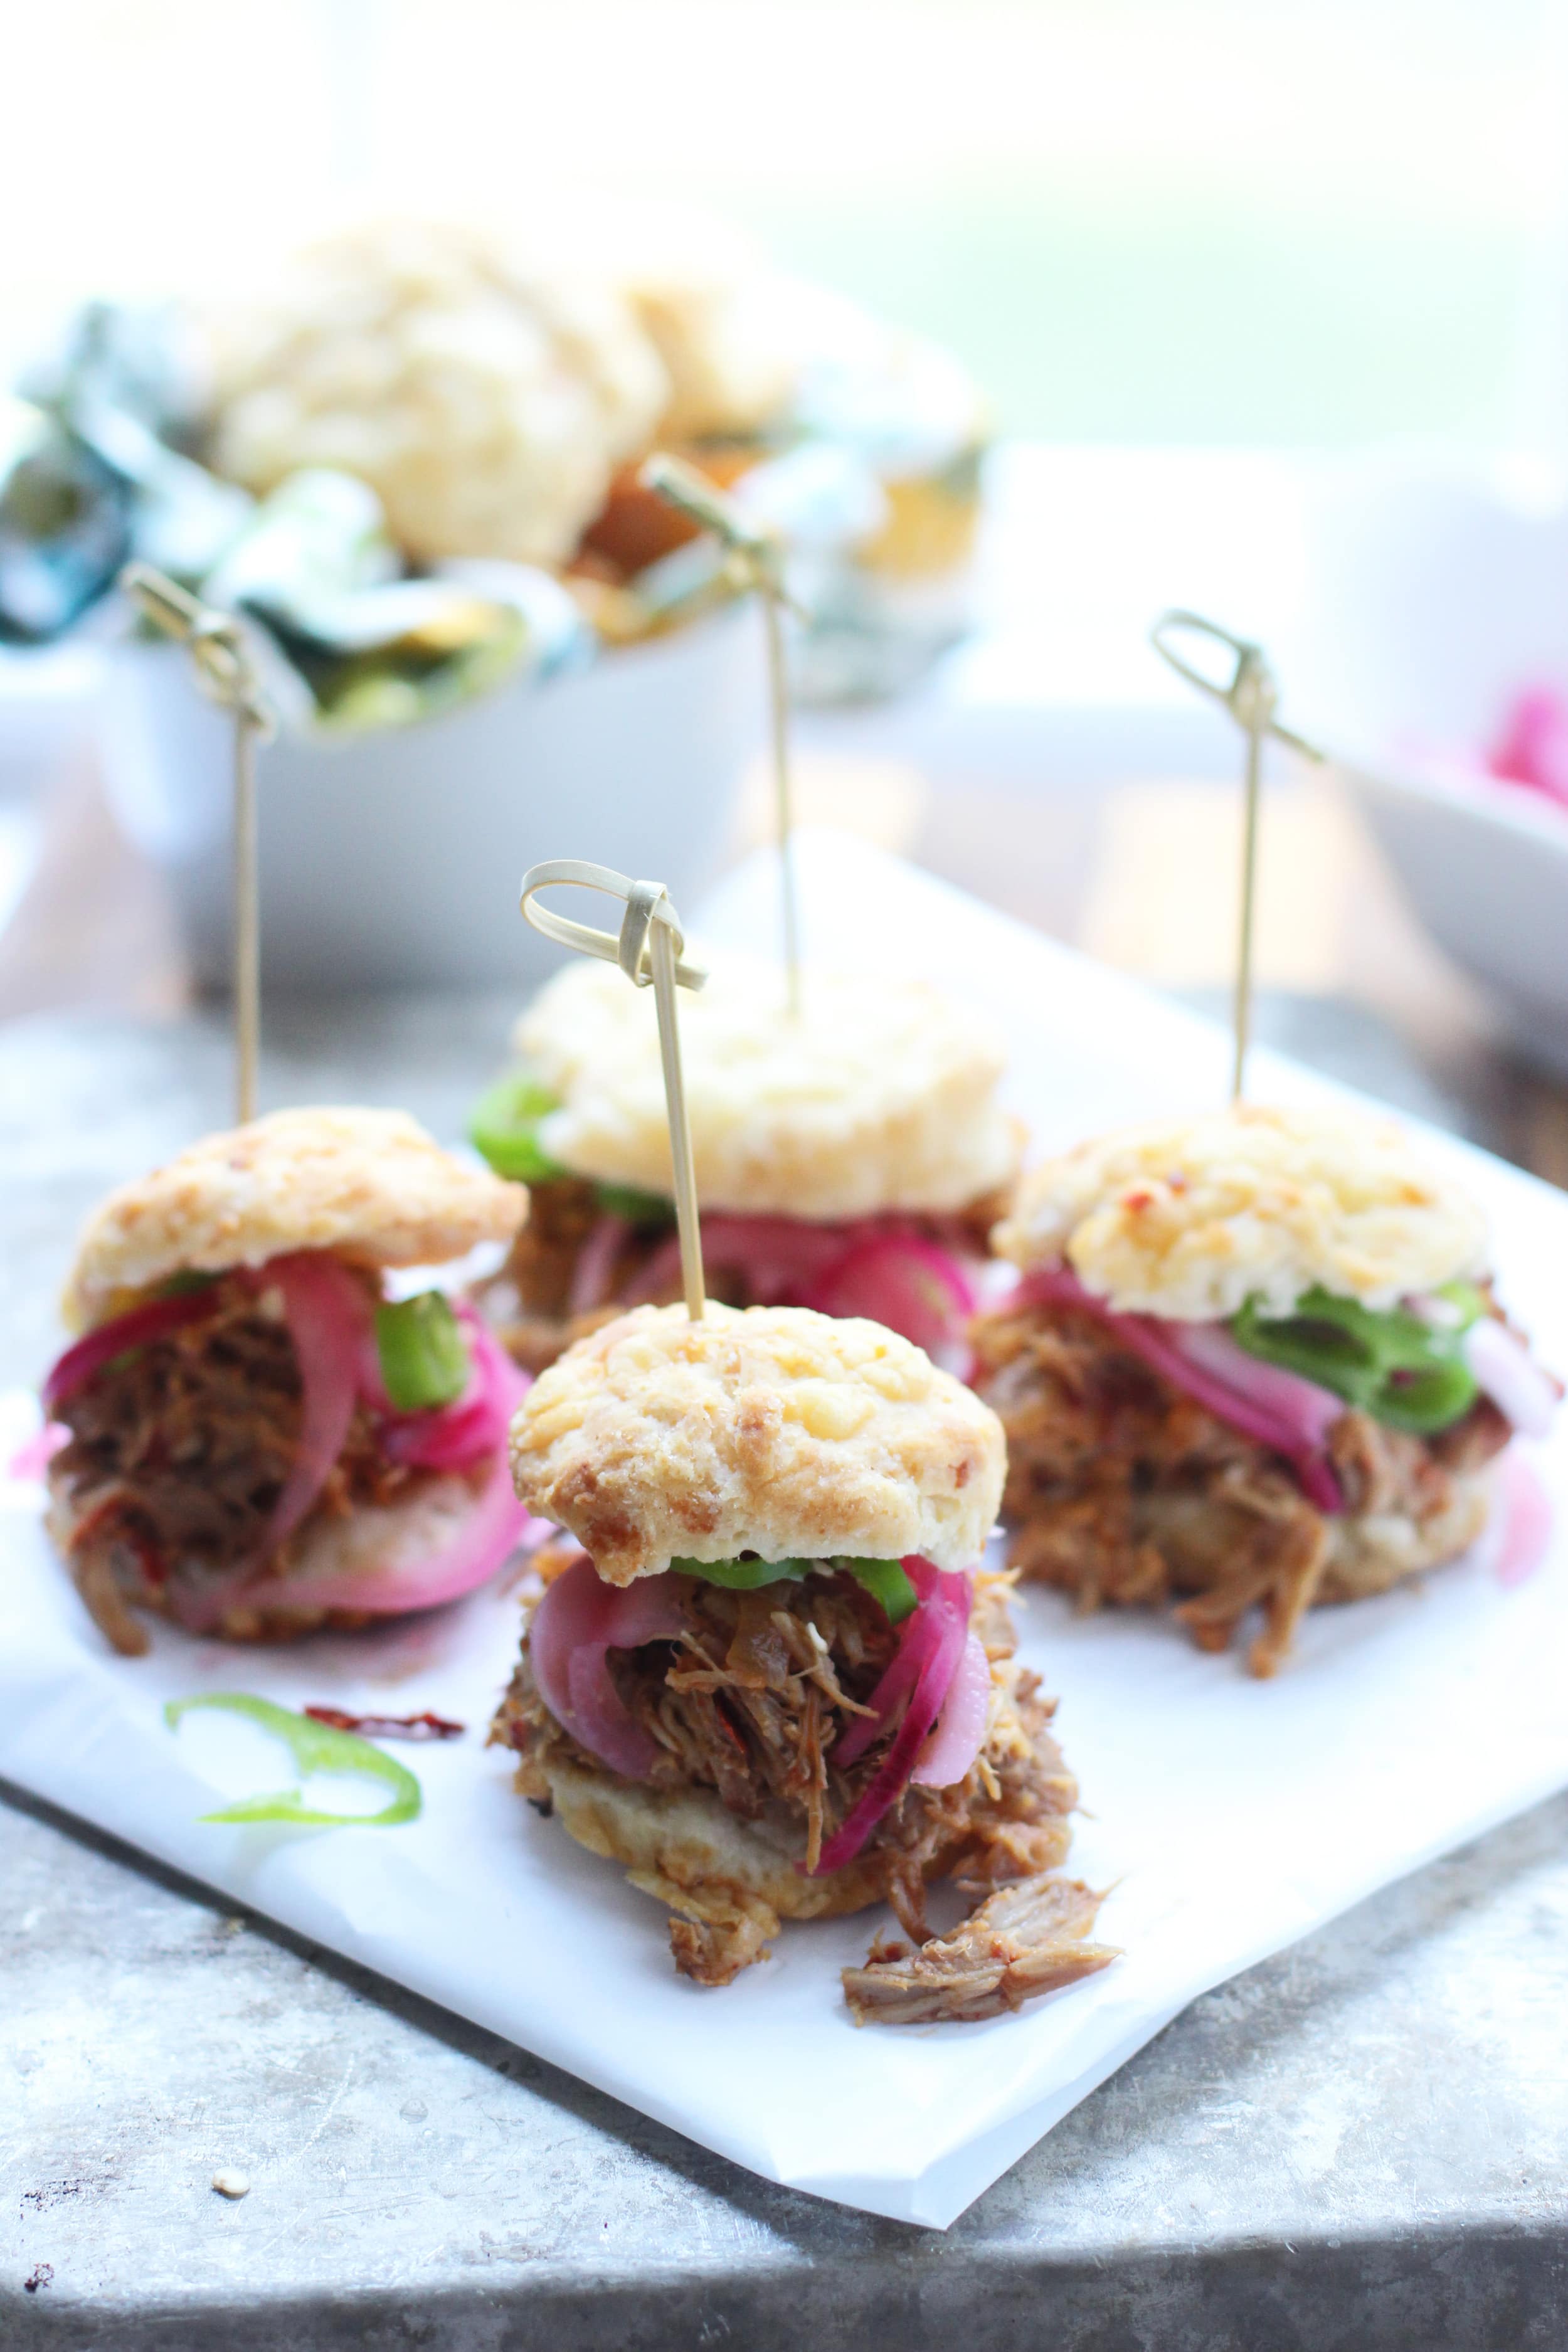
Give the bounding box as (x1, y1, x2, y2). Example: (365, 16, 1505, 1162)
(1287, 459, 1568, 1074)
(1339, 753, 1568, 1074)
(98, 605, 763, 992)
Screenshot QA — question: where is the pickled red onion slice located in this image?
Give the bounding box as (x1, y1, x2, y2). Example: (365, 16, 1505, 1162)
(623, 1216, 979, 1367)
(1493, 1449, 1554, 1587)
(813, 1559, 972, 1875)
(569, 1214, 633, 1316)
(911, 1630, 992, 1788)
(161, 1253, 374, 1634)
(801, 1236, 977, 1374)
(529, 1558, 687, 1779)
(622, 1215, 854, 1308)
(225, 1410, 541, 1619)
(255, 1253, 374, 1561)
(1019, 1265, 1345, 1514)
(1463, 1316, 1559, 1439)
(1169, 1320, 1344, 1450)
(42, 1287, 225, 1414)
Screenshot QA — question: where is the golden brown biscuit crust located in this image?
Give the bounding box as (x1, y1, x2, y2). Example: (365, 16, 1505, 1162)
(994, 1101, 1486, 1320)
(65, 1107, 526, 1329)
(509, 1301, 1004, 1582)
(516, 957, 1021, 1220)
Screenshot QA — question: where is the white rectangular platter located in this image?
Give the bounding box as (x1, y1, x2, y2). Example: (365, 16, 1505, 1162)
(3, 830, 1565, 2228)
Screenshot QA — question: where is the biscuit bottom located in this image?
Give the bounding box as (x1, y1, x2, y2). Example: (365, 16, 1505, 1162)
(47, 1471, 487, 1654)
(973, 1294, 1510, 1676)
(517, 1757, 1116, 2022)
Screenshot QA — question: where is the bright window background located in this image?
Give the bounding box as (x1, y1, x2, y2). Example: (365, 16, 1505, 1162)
(2, 0, 1564, 448)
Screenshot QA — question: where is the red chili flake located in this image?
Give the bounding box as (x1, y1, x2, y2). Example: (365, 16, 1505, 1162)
(302, 1707, 465, 1742)
(24, 2264, 53, 2294)
(65, 1492, 167, 1587)
(712, 1698, 750, 1754)
(125, 1527, 167, 1587)
(1123, 1189, 1155, 1212)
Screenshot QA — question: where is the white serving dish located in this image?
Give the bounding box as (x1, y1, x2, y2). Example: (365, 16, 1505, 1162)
(1339, 753, 1568, 1076)
(97, 605, 763, 992)
(1286, 458, 1568, 1073)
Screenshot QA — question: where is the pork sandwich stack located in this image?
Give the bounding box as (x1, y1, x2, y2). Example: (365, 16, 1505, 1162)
(972, 1102, 1558, 1675)
(492, 1300, 1113, 2021)
(45, 1108, 529, 1652)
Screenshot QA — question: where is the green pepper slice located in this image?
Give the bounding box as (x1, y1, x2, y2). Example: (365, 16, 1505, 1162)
(670, 1555, 812, 1591)
(841, 1558, 919, 1623)
(157, 1269, 220, 1298)
(374, 1290, 470, 1412)
(164, 1693, 422, 1826)
(670, 1555, 919, 1621)
(593, 1182, 677, 1228)
(1229, 1285, 1480, 1436)
(468, 1071, 564, 1183)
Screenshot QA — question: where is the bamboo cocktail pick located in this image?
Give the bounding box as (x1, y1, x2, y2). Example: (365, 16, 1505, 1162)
(639, 453, 805, 1017)
(120, 563, 277, 1124)
(1150, 610, 1325, 1102)
(520, 860, 708, 1322)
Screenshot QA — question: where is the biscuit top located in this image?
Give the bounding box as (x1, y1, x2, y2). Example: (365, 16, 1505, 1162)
(515, 958, 1020, 1220)
(993, 1101, 1488, 1322)
(509, 1301, 1004, 1584)
(65, 1107, 527, 1329)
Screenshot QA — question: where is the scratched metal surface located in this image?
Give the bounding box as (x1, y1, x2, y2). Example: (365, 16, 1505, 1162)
(4, 992, 1568, 2351)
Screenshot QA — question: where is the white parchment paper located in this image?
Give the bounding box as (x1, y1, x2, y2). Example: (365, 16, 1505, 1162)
(3, 833, 1566, 2229)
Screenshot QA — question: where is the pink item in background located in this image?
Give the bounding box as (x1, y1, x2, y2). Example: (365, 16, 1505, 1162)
(7, 1423, 67, 1480)
(1486, 684, 1568, 810)
(1493, 1450, 1554, 1589)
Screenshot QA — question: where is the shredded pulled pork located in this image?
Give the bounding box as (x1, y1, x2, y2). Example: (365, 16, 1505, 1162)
(480, 1177, 642, 1374)
(491, 1565, 1085, 2001)
(842, 1873, 1115, 2025)
(481, 1175, 1002, 1372)
(972, 1294, 1513, 1677)
(640, 1877, 781, 1988)
(48, 1273, 435, 1651)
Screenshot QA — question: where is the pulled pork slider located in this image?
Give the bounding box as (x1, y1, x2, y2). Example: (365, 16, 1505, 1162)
(492, 1300, 1113, 2021)
(973, 1102, 1559, 1676)
(45, 1108, 531, 1655)
(472, 957, 1022, 1378)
